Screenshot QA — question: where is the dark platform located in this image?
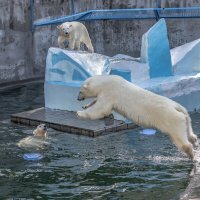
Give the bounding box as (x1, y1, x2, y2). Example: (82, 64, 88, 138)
(11, 107, 137, 137)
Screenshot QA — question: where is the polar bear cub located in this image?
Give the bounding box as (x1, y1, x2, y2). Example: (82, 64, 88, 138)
(77, 75, 198, 159)
(57, 21, 94, 52)
(17, 124, 48, 149)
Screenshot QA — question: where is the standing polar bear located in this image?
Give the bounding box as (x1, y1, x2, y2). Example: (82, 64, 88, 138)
(57, 21, 94, 52)
(77, 75, 198, 159)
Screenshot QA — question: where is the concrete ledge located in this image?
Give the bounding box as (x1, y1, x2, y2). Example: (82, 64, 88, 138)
(180, 146, 200, 200)
(11, 107, 137, 137)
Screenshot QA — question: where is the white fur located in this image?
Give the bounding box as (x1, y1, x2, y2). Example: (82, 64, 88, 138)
(17, 136, 49, 149)
(57, 21, 94, 52)
(17, 124, 48, 149)
(77, 75, 198, 159)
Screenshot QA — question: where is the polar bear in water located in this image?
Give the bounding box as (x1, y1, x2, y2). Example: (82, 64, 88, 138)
(77, 75, 198, 159)
(57, 21, 94, 52)
(17, 124, 48, 149)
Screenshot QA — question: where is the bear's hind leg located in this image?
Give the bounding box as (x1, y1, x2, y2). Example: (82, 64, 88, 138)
(169, 130, 194, 159)
(182, 143, 194, 160)
(188, 130, 198, 147)
(187, 118, 198, 146)
(84, 38, 94, 53)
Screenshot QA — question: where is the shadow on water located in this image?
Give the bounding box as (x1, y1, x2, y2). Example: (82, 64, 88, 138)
(0, 82, 198, 200)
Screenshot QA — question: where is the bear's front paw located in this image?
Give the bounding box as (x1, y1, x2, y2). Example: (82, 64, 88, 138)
(77, 111, 87, 119)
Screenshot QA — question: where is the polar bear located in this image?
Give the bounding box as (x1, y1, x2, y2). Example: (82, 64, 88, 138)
(57, 21, 94, 52)
(77, 75, 198, 159)
(17, 124, 48, 149)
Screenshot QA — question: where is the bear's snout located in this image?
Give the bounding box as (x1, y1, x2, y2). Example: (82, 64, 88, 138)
(43, 124, 47, 131)
(77, 92, 85, 101)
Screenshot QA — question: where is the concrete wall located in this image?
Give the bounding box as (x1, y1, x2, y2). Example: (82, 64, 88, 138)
(0, 0, 35, 85)
(1, 0, 200, 84)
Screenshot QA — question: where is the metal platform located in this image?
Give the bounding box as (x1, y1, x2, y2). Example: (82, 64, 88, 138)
(11, 107, 137, 137)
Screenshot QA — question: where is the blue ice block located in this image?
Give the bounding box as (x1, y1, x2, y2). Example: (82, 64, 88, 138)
(45, 48, 110, 82)
(140, 18, 172, 78)
(171, 39, 200, 75)
(45, 48, 110, 111)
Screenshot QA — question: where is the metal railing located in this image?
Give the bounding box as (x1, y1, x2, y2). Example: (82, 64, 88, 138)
(31, 5, 200, 31)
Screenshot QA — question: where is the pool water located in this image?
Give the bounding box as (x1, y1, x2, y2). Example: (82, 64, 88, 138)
(0, 82, 199, 200)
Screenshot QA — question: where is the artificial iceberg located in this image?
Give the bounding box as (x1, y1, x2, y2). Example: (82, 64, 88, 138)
(171, 38, 200, 75)
(140, 18, 172, 78)
(44, 18, 200, 118)
(45, 48, 110, 111)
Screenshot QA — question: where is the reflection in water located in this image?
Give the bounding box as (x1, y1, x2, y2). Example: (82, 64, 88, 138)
(0, 82, 198, 199)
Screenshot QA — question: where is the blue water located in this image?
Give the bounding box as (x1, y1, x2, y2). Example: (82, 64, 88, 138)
(0, 82, 198, 199)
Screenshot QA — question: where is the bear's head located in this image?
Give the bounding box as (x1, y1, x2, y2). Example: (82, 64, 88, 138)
(33, 124, 48, 138)
(57, 23, 73, 36)
(77, 76, 106, 101)
(77, 75, 122, 101)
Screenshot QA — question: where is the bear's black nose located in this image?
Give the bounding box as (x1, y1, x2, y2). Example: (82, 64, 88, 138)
(77, 92, 85, 101)
(43, 124, 47, 131)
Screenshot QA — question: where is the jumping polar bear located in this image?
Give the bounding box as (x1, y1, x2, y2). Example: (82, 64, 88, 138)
(57, 21, 94, 52)
(77, 75, 198, 159)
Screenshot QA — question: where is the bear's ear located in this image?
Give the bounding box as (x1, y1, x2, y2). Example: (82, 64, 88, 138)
(69, 24, 73, 27)
(57, 25, 61, 30)
(83, 84, 88, 89)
